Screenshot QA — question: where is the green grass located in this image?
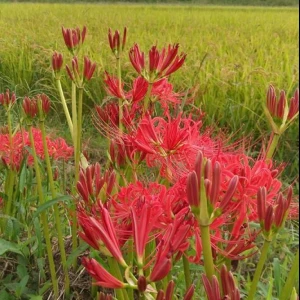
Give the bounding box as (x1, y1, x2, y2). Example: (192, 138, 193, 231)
(0, 3, 298, 182)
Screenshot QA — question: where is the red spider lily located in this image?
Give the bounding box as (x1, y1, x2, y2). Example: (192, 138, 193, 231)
(52, 51, 63, 73)
(36, 94, 51, 117)
(257, 186, 293, 239)
(128, 76, 148, 104)
(287, 88, 299, 120)
(137, 276, 147, 292)
(131, 204, 157, 266)
(187, 153, 239, 214)
(23, 97, 38, 119)
(62, 25, 87, 54)
(264, 85, 299, 134)
(78, 207, 127, 267)
(0, 128, 73, 171)
(126, 77, 181, 114)
(202, 265, 240, 300)
(104, 71, 125, 99)
(183, 284, 195, 300)
(77, 163, 116, 204)
(66, 56, 80, 84)
(129, 43, 186, 82)
(218, 154, 283, 237)
(108, 27, 127, 55)
(83, 56, 96, 81)
(132, 113, 210, 181)
(98, 292, 113, 300)
(0, 89, 16, 108)
(129, 44, 145, 75)
(149, 209, 191, 281)
(81, 257, 126, 289)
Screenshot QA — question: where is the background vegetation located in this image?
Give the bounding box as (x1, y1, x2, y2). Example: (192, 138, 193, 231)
(3, 0, 300, 6)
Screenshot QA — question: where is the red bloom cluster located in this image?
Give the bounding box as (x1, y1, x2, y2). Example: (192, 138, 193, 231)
(0, 128, 73, 170)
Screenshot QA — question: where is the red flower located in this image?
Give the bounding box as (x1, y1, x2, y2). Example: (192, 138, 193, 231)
(202, 265, 240, 300)
(108, 27, 127, 55)
(129, 43, 186, 81)
(23, 97, 38, 119)
(0, 89, 16, 108)
(0, 128, 73, 170)
(104, 71, 124, 99)
(83, 56, 96, 81)
(52, 51, 63, 73)
(81, 257, 125, 289)
(62, 26, 87, 54)
(78, 207, 127, 267)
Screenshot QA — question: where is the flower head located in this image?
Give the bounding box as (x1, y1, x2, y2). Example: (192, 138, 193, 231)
(108, 27, 127, 56)
(62, 25, 87, 54)
(81, 257, 126, 289)
(129, 43, 186, 82)
(0, 89, 16, 109)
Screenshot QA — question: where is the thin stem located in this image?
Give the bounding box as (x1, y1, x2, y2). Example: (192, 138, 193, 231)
(39, 120, 70, 298)
(279, 249, 299, 300)
(200, 225, 215, 281)
(265, 132, 280, 160)
(56, 79, 73, 138)
(116, 57, 124, 132)
(3, 109, 15, 220)
(182, 254, 192, 290)
(143, 82, 153, 113)
(247, 239, 271, 300)
(72, 87, 84, 268)
(28, 125, 58, 298)
(108, 257, 129, 300)
(72, 82, 78, 147)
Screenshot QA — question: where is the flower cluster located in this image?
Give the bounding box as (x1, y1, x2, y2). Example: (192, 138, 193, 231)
(0, 128, 73, 170)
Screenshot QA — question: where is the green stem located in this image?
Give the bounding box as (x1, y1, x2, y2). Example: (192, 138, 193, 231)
(56, 79, 73, 139)
(72, 87, 84, 268)
(108, 258, 129, 300)
(279, 249, 299, 300)
(28, 125, 59, 298)
(39, 120, 70, 298)
(143, 82, 153, 113)
(71, 82, 78, 147)
(3, 109, 15, 220)
(182, 254, 192, 290)
(266, 133, 280, 160)
(116, 57, 124, 132)
(248, 239, 271, 300)
(126, 238, 134, 300)
(200, 225, 215, 281)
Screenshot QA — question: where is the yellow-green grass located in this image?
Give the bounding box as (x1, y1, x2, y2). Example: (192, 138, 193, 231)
(0, 3, 298, 182)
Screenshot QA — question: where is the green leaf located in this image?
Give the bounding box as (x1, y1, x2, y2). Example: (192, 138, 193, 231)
(0, 238, 23, 256)
(17, 264, 28, 279)
(18, 159, 27, 192)
(273, 257, 282, 296)
(33, 195, 72, 218)
(66, 242, 89, 268)
(0, 289, 14, 300)
(28, 296, 43, 300)
(33, 218, 43, 257)
(266, 277, 274, 300)
(15, 275, 29, 298)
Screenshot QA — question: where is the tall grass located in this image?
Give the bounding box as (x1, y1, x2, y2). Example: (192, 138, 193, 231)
(0, 3, 298, 181)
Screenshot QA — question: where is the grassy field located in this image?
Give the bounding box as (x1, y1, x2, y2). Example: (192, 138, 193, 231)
(0, 3, 298, 181)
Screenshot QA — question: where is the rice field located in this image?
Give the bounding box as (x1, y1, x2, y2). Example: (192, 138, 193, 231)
(0, 3, 299, 179)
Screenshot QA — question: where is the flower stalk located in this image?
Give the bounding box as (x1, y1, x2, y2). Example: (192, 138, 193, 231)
(28, 124, 59, 297)
(247, 239, 271, 300)
(279, 248, 299, 300)
(37, 98, 70, 297)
